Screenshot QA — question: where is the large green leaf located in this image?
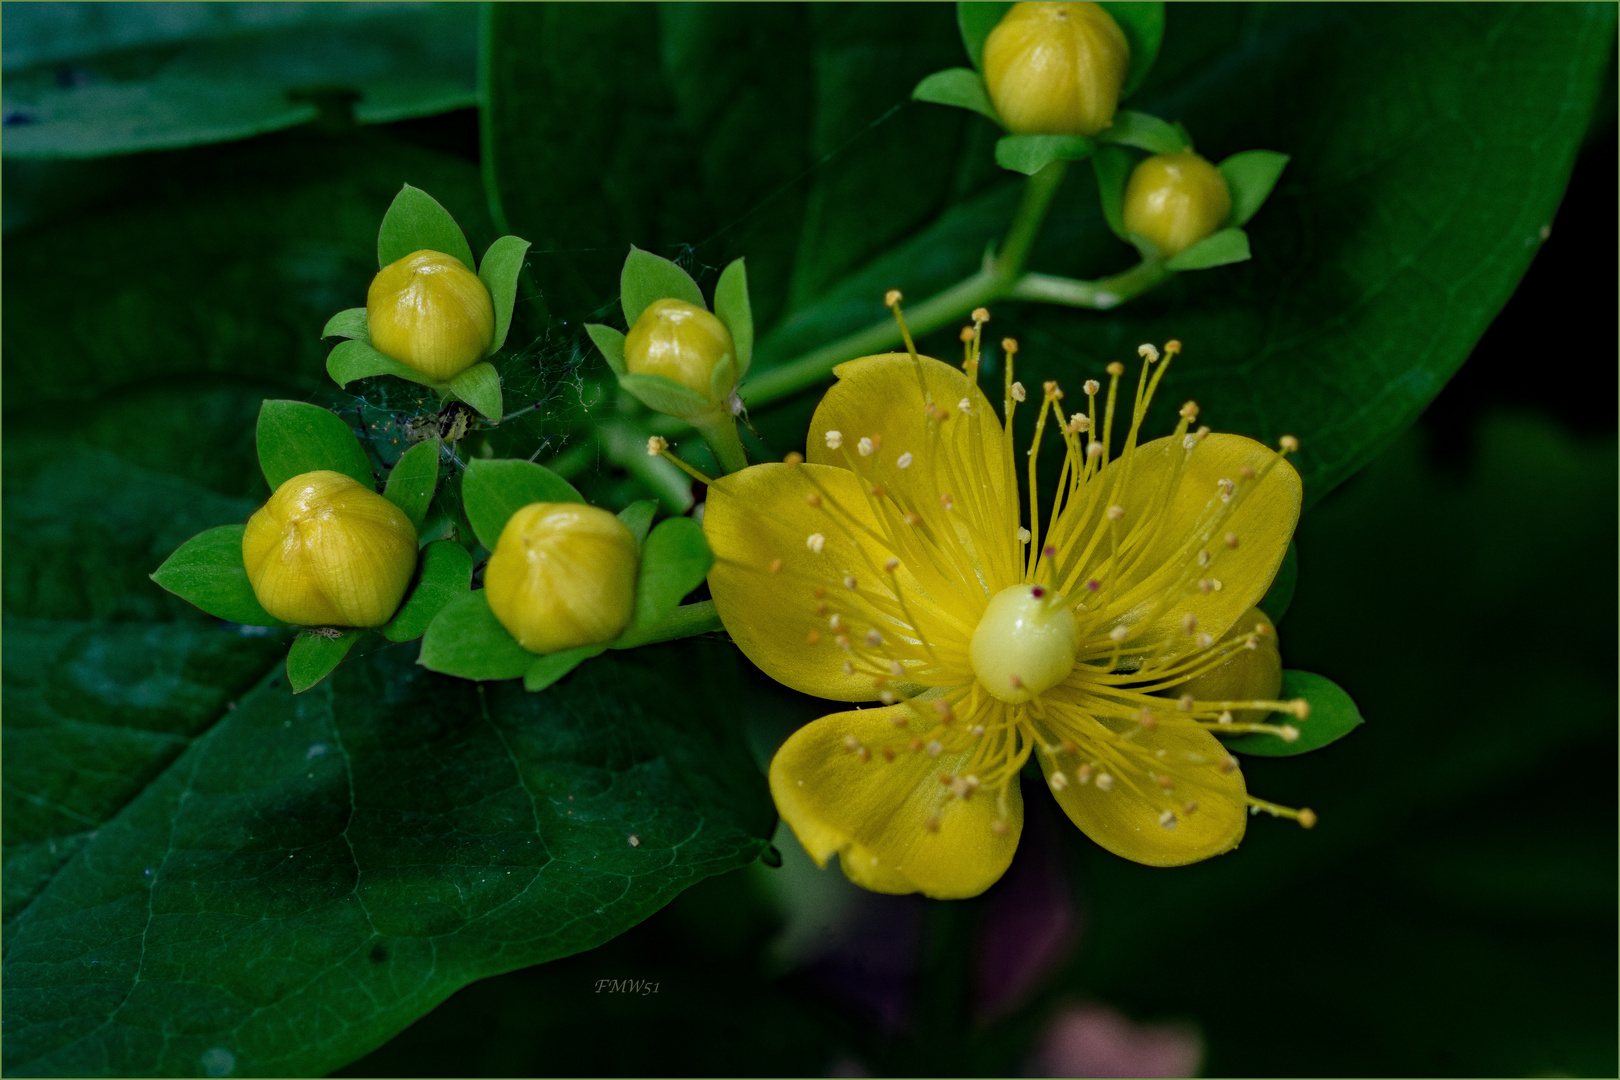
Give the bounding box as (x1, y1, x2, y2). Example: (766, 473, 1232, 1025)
(1, 3, 478, 159)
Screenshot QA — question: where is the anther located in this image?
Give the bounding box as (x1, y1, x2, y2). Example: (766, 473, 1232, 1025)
(1165, 340, 1182, 355)
(1182, 613, 1198, 634)
(991, 819, 1009, 836)
(1043, 380, 1061, 399)
(891, 715, 908, 728)
(1183, 800, 1198, 815)
(1017, 527, 1031, 544)
(1279, 434, 1300, 453)
(843, 735, 859, 752)
(1049, 772, 1069, 791)
(1138, 343, 1160, 363)
(897, 452, 913, 469)
(883, 557, 899, 572)
(1083, 379, 1101, 396)
(1218, 711, 1233, 724)
(824, 430, 842, 449)
(909, 737, 923, 752)
(857, 747, 871, 762)
(1011, 382, 1027, 402)
(1109, 626, 1129, 642)
(1219, 755, 1238, 774)
(1255, 620, 1272, 636)
(1179, 401, 1199, 420)
(807, 630, 820, 645)
(951, 777, 972, 798)
(1291, 698, 1311, 719)
(957, 398, 972, 414)
(1177, 694, 1195, 711)
(1196, 632, 1213, 649)
(1087, 442, 1104, 459)
(884, 289, 903, 308)
(806, 533, 826, 553)
(1196, 549, 1211, 566)
(1105, 505, 1124, 521)
(869, 434, 882, 451)
(836, 635, 850, 651)
(973, 307, 991, 323)
(1030, 586, 1046, 599)
(1155, 774, 1174, 790)
(1298, 808, 1318, 829)
(1280, 725, 1300, 743)
(1106, 362, 1125, 376)
(940, 493, 955, 510)
(970, 724, 985, 737)
(829, 614, 842, 630)
(857, 437, 873, 457)
(1224, 532, 1239, 548)
(879, 690, 896, 706)
(889, 660, 904, 677)
(1066, 413, 1089, 434)
(1043, 544, 1056, 559)
(864, 629, 882, 647)
(928, 404, 950, 421)
(784, 451, 804, 466)
(1198, 578, 1213, 594)
(805, 493, 821, 507)
(843, 574, 857, 591)
(1158, 809, 1177, 829)
(903, 513, 921, 526)
(1008, 673, 1025, 690)
(1218, 479, 1235, 502)
(647, 436, 668, 456)
(1137, 709, 1158, 731)
(959, 326, 975, 343)
(842, 660, 855, 675)
(924, 815, 940, 833)
(1239, 464, 1256, 479)
(770, 558, 783, 574)
(926, 740, 943, 758)
(1002, 337, 1018, 355)
(814, 602, 828, 617)
(1060, 739, 1077, 754)
(933, 700, 952, 718)
(1095, 773, 1115, 791)
(882, 747, 895, 762)
(1075, 763, 1092, 783)
(814, 585, 826, 598)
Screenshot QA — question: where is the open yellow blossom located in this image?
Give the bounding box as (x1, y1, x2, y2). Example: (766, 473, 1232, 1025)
(704, 321, 1311, 899)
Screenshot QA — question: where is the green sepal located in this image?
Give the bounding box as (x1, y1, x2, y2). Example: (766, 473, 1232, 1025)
(707, 352, 738, 405)
(1098, 1, 1165, 97)
(713, 257, 754, 378)
(1219, 149, 1290, 227)
(995, 133, 1094, 175)
(622, 516, 713, 636)
(1223, 670, 1363, 757)
(478, 234, 532, 356)
(383, 438, 441, 529)
(256, 399, 373, 491)
(461, 458, 584, 550)
(524, 645, 605, 692)
(382, 540, 473, 643)
(418, 590, 533, 681)
(1165, 227, 1251, 271)
(377, 182, 476, 272)
(618, 499, 659, 546)
(912, 67, 1002, 126)
(150, 524, 285, 627)
(1097, 110, 1189, 154)
(957, 2, 1014, 71)
(620, 245, 705, 328)
(1092, 145, 1133, 241)
(586, 323, 628, 376)
(321, 307, 370, 341)
(286, 630, 363, 694)
(618, 372, 713, 420)
(445, 362, 503, 422)
(1258, 542, 1298, 625)
(327, 337, 434, 388)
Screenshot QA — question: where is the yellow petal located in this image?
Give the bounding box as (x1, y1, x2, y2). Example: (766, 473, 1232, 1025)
(1053, 432, 1299, 649)
(770, 702, 1023, 899)
(706, 461, 974, 701)
(1038, 704, 1246, 866)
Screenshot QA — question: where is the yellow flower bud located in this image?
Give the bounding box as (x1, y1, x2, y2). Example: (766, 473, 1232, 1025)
(242, 470, 417, 627)
(623, 298, 736, 403)
(366, 250, 495, 382)
(1122, 151, 1233, 258)
(982, 2, 1130, 137)
(484, 502, 640, 654)
(1174, 607, 1281, 724)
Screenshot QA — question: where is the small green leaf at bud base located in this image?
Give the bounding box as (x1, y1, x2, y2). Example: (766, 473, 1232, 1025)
(484, 502, 640, 655)
(1123, 151, 1233, 259)
(367, 249, 495, 383)
(242, 470, 418, 628)
(623, 298, 737, 405)
(982, 2, 1129, 137)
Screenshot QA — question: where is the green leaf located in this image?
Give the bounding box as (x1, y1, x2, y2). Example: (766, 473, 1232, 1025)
(957, 2, 1015, 70)
(1097, 110, 1189, 154)
(321, 307, 370, 342)
(586, 323, 629, 376)
(627, 517, 713, 634)
(445, 361, 504, 422)
(618, 500, 660, 546)
(418, 589, 533, 680)
(383, 439, 442, 529)
(461, 459, 584, 550)
(477, 234, 532, 356)
(912, 67, 1002, 126)
(255, 400, 374, 491)
(150, 525, 283, 627)
(713, 258, 755, 377)
(1163, 226, 1251, 271)
(285, 629, 363, 694)
(377, 183, 477, 272)
(1092, 145, 1133, 241)
(1219, 149, 1291, 227)
(0, 4, 478, 159)
(327, 337, 438, 390)
(1258, 541, 1298, 625)
(382, 541, 474, 644)
(618, 372, 713, 420)
(1098, 1, 1166, 97)
(620, 245, 706, 328)
(524, 645, 605, 692)
(1223, 670, 1364, 756)
(994, 133, 1095, 175)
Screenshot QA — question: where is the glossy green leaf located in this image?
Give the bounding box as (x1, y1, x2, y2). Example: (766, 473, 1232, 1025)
(1098, 1, 1166, 97)
(377, 183, 476, 272)
(322, 307, 370, 342)
(627, 517, 714, 634)
(445, 361, 503, 423)
(912, 67, 1001, 126)
(995, 133, 1094, 175)
(477, 234, 532, 356)
(1097, 110, 1188, 154)
(417, 589, 532, 681)
(150, 525, 283, 628)
(618, 500, 660, 546)
(618, 372, 712, 420)
(285, 629, 362, 694)
(383, 439, 442, 529)
(255, 400, 374, 491)
(586, 323, 628, 376)
(1092, 144, 1133, 240)
(461, 459, 584, 550)
(1219, 149, 1291, 227)
(714, 258, 755, 377)
(957, 2, 1014, 71)
(1163, 226, 1251, 271)
(1223, 670, 1364, 756)
(1259, 541, 1299, 625)
(327, 337, 437, 390)
(524, 645, 606, 693)
(620, 245, 706, 328)
(382, 541, 474, 644)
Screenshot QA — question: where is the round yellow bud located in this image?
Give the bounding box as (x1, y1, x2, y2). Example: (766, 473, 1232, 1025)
(623, 298, 736, 403)
(1174, 607, 1281, 724)
(484, 502, 640, 655)
(242, 470, 418, 628)
(366, 250, 495, 382)
(982, 2, 1130, 137)
(1122, 152, 1233, 258)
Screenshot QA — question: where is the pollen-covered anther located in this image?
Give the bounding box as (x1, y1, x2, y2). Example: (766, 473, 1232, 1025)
(1083, 378, 1101, 396)
(889, 660, 904, 677)
(1049, 771, 1069, 791)
(926, 740, 943, 758)
(970, 724, 985, 737)
(824, 430, 843, 450)
(1218, 480, 1235, 503)
(970, 307, 991, 324)
(1165, 340, 1182, 355)
(991, 819, 1009, 836)
(1179, 400, 1199, 420)
(1196, 548, 1212, 566)
(646, 436, 668, 456)
(882, 747, 896, 762)
(903, 513, 922, 526)
(769, 558, 783, 574)
(883, 557, 899, 572)
(806, 533, 826, 554)
(1279, 725, 1301, 743)
(835, 635, 851, 651)
(1106, 361, 1125, 376)
(959, 326, 975, 343)
(843, 574, 858, 591)
(1291, 698, 1311, 718)
(1181, 613, 1198, 634)
(1136, 708, 1158, 731)
(1255, 620, 1273, 636)
(879, 690, 896, 706)
(1177, 694, 1195, 712)
(1043, 380, 1062, 400)
(1158, 809, 1177, 829)
(1219, 755, 1238, 774)
(1017, 527, 1032, 545)
(1196, 632, 1214, 649)
(884, 289, 903, 308)
(933, 700, 953, 719)
(857, 437, 873, 457)
(843, 661, 855, 675)
(940, 493, 955, 510)
(891, 715, 908, 728)
(857, 747, 871, 762)
(897, 452, 914, 469)
(1002, 337, 1019, 355)
(1240, 464, 1257, 479)
(842, 735, 859, 752)
(924, 815, 941, 833)
(1298, 808, 1318, 829)
(1075, 763, 1092, 783)
(1218, 710, 1233, 724)
(1138, 343, 1160, 363)
(950, 777, 973, 799)
(806, 630, 820, 645)
(864, 629, 883, 647)
(1087, 442, 1105, 460)
(1012, 382, 1027, 402)
(1279, 434, 1300, 453)
(1224, 531, 1239, 548)
(1198, 578, 1214, 594)
(957, 398, 972, 414)
(1109, 626, 1129, 642)
(805, 493, 821, 507)
(1105, 505, 1124, 521)
(1066, 413, 1090, 435)
(1095, 773, 1115, 791)
(828, 613, 842, 630)
(783, 451, 803, 465)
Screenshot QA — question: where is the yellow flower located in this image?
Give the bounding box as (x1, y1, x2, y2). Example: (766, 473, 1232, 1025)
(704, 331, 1312, 899)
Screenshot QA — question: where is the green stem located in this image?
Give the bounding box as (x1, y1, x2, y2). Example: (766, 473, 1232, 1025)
(611, 599, 722, 649)
(1007, 260, 1172, 309)
(694, 413, 750, 475)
